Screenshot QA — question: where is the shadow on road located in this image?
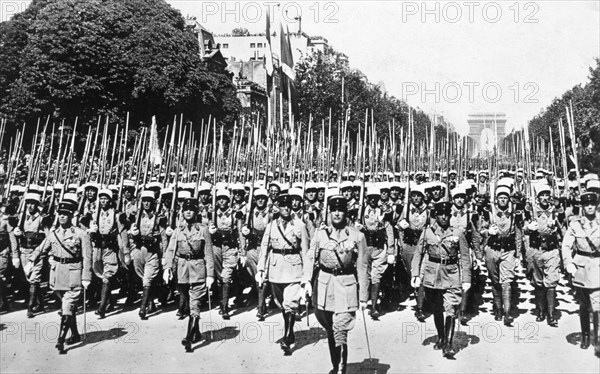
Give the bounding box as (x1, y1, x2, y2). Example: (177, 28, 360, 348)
(192, 326, 241, 350)
(0, 323, 5, 331)
(292, 326, 327, 351)
(566, 331, 585, 346)
(421, 330, 480, 356)
(63, 327, 130, 353)
(346, 358, 391, 374)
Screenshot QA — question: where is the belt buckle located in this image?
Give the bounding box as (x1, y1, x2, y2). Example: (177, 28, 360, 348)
(185, 253, 192, 261)
(440, 257, 448, 265)
(60, 257, 67, 264)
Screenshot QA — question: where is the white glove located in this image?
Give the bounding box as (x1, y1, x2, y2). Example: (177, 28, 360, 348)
(255, 271, 264, 287)
(12, 258, 20, 269)
(360, 301, 368, 310)
(163, 268, 172, 283)
(411, 276, 421, 289)
(124, 254, 131, 266)
(239, 255, 247, 267)
(319, 223, 327, 231)
(165, 227, 174, 237)
(566, 262, 577, 275)
(90, 223, 99, 232)
(129, 224, 140, 236)
(208, 224, 217, 235)
(387, 254, 396, 265)
(303, 282, 313, 298)
(488, 225, 499, 236)
(206, 276, 214, 289)
(462, 283, 471, 292)
(528, 222, 539, 231)
(354, 222, 364, 231)
(399, 219, 409, 230)
(241, 226, 251, 236)
(82, 280, 91, 289)
(13, 227, 22, 237)
(24, 261, 33, 276)
(271, 206, 280, 214)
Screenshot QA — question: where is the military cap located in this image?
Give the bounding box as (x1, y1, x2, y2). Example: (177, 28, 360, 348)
(410, 184, 425, 197)
(367, 186, 380, 197)
(62, 193, 78, 206)
(24, 193, 40, 204)
(451, 187, 466, 198)
(198, 182, 212, 193)
(535, 184, 551, 196)
(289, 188, 303, 200)
(84, 182, 99, 191)
(177, 190, 192, 200)
(586, 180, 600, 193)
(254, 188, 268, 198)
(216, 189, 230, 200)
(328, 195, 347, 212)
(182, 198, 198, 211)
(141, 190, 156, 200)
(231, 183, 245, 192)
(98, 188, 112, 199)
(146, 181, 161, 191)
(123, 179, 136, 190)
(277, 194, 291, 207)
(57, 201, 77, 215)
(495, 186, 511, 197)
(161, 187, 174, 196)
(434, 201, 452, 216)
(305, 182, 318, 192)
(580, 192, 598, 205)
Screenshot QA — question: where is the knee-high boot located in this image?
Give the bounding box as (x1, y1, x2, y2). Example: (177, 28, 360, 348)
(415, 285, 426, 321)
(443, 316, 456, 358)
(0, 280, 8, 313)
(502, 284, 513, 326)
(433, 312, 445, 350)
(534, 286, 546, 322)
(592, 311, 599, 356)
(339, 343, 348, 374)
(66, 314, 81, 345)
(546, 287, 557, 326)
(327, 333, 340, 374)
(139, 286, 151, 320)
(370, 283, 380, 320)
(27, 284, 37, 318)
(492, 285, 503, 320)
(181, 316, 200, 352)
(96, 281, 111, 319)
(56, 315, 71, 354)
(256, 283, 267, 321)
(177, 284, 190, 320)
(221, 283, 230, 320)
(580, 304, 591, 349)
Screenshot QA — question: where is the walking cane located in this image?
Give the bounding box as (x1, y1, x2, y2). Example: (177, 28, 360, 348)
(360, 308, 373, 361)
(83, 286, 87, 341)
(207, 284, 213, 340)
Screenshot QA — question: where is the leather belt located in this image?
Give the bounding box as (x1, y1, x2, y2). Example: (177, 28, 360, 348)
(319, 265, 355, 276)
(53, 256, 82, 264)
(576, 250, 600, 258)
(271, 248, 301, 255)
(428, 256, 458, 265)
(177, 252, 205, 260)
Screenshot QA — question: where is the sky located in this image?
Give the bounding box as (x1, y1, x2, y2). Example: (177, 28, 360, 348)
(168, 0, 600, 135)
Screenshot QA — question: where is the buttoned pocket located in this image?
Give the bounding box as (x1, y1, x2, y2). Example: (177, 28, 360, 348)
(342, 276, 359, 310)
(68, 263, 82, 288)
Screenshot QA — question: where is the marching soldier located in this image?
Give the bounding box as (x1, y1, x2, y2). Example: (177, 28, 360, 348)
(25, 199, 92, 354)
(0, 203, 18, 313)
(411, 201, 472, 358)
(311, 194, 369, 374)
(88, 188, 130, 318)
(129, 190, 167, 320)
(163, 197, 215, 352)
(256, 194, 312, 355)
(14, 192, 47, 318)
(525, 184, 564, 327)
(561, 192, 600, 355)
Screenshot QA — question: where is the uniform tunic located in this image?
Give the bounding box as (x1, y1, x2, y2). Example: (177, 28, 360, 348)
(19, 212, 46, 284)
(311, 225, 369, 345)
(243, 207, 270, 278)
(561, 215, 600, 311)
(92, 208, 128, 282)
(525, 204, 563, 288)
(482, 205, 523, 285)
(164, 222, 215, 317)
(212, 207, 242, 284)
(399, 203, 429, 279)
(362, 206, 394, 284)
(412, 222, 471, 316)
(130, 211, 167, 287)
(29, 225, 93, 315)
(0, 215, 18, 282)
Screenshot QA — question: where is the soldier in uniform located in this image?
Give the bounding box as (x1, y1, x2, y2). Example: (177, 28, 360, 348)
(129, 190, 167, 320)
(398, 184, 430, 321)
(481, 184, 524, 326)
(241, 188, 271, 320)
(25, 199, 92, 354)
(0, 203, 18, 313)
(561, 192, 600, 355)
(312, 194, 368, 374)
(525, 184, 564, 327)
(88, 188, 130, 318)
(14, 192, 47, 318)
(356, 186, 394, 320)
(163, 198, 215, 352)
(411, 201, 471, 358)
(208, 188, 243, 320)
(256, 194, 312, 355)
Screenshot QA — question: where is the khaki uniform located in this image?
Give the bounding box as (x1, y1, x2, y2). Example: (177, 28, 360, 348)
(19, 213, 46, 284)
(212, 207, 242, 284)
(130, 211, 167, 287)
(525, 205, 562, 288)
(91, 208, 128, 283)
(0, 216, 18, 309)
(362, 206, 394, 284)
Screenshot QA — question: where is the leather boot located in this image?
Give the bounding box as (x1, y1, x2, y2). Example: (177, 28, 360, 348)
(139, 286, 151, 320)
(580, 305, 590, 349)
(124, 267, 138, 306)
(534, 287, 546, 322)
(339, 344, 348, 374)
(327, 334, 340, 374)
(370, 283, 380, 320)
(256, 283, 267, 321)
(280, 311, 293, 355)
(27, 284, 37, 318)
(0, 280, 9, 314)
(147, 284, 157, 314)
(191, 315, 201, 343)
(443, 316, 456, 358)
(96, 281, 110, 319)
(546, 287, 557, 327)
(221, 283, 231, 320)
(177, 284, 190, 320)
(502, 284, 513, 326)
(32, 283, 45, 313)
(182, 316, 195, 352)
(511, 280, 520, 314)
(593, 312, 600, 357)
(56, 315, 70, 354)
(66, 315, 81, 345)
(433, 312, 446, 350)
(492, 285, 503, 321)
(459, 290, 469, 325)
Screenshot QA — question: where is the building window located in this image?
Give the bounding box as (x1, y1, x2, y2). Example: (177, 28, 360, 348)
(250, 43, 256, 48)
(257, 43, 263, 48)
(222, 43, 229, 48)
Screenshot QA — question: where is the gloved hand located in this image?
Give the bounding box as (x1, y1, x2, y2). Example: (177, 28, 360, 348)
(239, 255, 247, 267)
(360, 301, 368, 310)
(255, 271, 264, 287)
(387, 254, 396, 265)
(208, 224, 217, 235)
(24, 261, 33, 276)
(319, 223, 327, 231)
(163, 268, 172, 284)
(462, 283, 471, 292)
(410, 276, 421, 289)
(165, 227, 174, 237)
(271, 206, 280, 214)
(303, 282, 313, 298)
(241, 226, 251, 236)
(206, 276, 214, 289)
(129, 224, 140, 236)
(82, 280, 91, 289)
(527, 222, 539, 231)
(488, 225, 499, 236)
(12, 258, 20, 269)
(354, 222, 364, 231)
(566, 262, 577, 275)
(399, 219, 409, 230)
(13, 227, 22, 237)
(124, 254, 131, 266)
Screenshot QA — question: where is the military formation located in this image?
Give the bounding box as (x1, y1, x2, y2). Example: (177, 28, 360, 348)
(0, 118, 599, 373)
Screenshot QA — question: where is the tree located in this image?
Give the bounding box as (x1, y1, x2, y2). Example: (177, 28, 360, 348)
(0, 0, 240, 135)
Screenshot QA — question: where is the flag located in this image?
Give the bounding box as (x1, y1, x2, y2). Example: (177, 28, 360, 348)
(279, 23, 298, 115)
(149, 116, 162, 166)
(265, 8, 274, 94)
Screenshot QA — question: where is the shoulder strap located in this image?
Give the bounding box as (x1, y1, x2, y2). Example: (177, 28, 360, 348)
(276, 221, 296, 249)
(52, 231, 79, 258)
